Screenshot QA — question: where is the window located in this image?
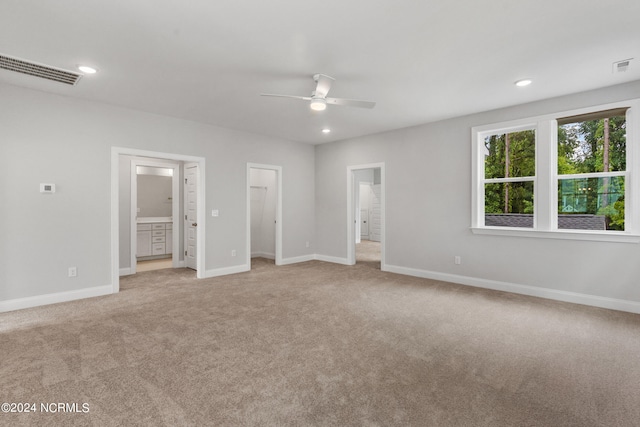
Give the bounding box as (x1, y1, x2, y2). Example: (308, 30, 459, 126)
(557, 110, 626, 231)
(472, 100, 639, 242)
(483, 129, 536, 228)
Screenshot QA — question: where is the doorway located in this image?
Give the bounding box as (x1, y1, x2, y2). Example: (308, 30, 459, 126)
(347, 164, 385, 269)
(131, 160, 179, 274)
(247, 163, 282, 267)
(111, 147, 206, 294)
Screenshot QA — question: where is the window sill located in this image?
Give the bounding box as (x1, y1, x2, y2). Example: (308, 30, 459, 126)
(471, 227, 640, 243)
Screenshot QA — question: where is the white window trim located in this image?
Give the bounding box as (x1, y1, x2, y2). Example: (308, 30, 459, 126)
(471, 99, 640, 243)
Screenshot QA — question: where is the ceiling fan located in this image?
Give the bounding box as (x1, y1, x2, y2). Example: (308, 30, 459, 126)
(261, 74, 376, 111)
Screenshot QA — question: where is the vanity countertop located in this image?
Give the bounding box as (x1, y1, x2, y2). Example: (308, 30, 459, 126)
(137, 217, 172, 224)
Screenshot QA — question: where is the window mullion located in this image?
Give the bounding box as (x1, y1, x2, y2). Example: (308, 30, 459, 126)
(558, 171, 627, 180)
(484, 177, 536, 184)
(536, 119, 555, 231)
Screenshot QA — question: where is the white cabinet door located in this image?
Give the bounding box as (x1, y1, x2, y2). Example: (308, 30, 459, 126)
(165, 229, 173, 254)
(137, 230, 152, 257)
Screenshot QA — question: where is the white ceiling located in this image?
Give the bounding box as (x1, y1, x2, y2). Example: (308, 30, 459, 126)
(1, 0, 639, 144)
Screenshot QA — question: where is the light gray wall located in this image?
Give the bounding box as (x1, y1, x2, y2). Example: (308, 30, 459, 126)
(315, 80, 640, 303)
(0, 83, 315, 301)
(3, 78, 639, 306)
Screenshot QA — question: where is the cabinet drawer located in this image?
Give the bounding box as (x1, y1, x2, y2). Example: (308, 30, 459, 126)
(152, 230, 165, 237)
(138, 224, 152, 231)
(152, 236, 165, 243)
(152, 243, 165, 254)
(152, 223, 166, 230)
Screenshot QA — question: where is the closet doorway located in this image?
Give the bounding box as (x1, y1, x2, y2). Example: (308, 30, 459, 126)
(247, 163, 282, 267)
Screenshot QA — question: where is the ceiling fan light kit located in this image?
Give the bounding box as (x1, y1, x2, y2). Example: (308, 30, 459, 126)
(261, 73, 376, 111)
(310, 97, 327, 111)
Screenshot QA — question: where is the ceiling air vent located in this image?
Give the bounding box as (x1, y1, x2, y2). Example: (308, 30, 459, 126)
(612, 58, 632, 74)
(0, 53, 82, 85)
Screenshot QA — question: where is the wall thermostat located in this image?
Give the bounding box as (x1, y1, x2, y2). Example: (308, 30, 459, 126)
(40, 183, 56, 193)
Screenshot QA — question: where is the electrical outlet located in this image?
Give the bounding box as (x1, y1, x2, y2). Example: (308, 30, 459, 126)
(305, 241, 310, 248)
(231, 250, 237, 257)
(68, 267, 77, 277)
(454, 256, 461, 265)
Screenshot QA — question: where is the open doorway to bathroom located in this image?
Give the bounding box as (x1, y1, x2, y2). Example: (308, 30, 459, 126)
(135, 164, 177, 272)
(112, 147, 206, 294)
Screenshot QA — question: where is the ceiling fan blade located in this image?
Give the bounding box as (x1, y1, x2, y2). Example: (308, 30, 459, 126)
(313, 74, 335, 97)
(326, 97, 376, 109)
(260, 94, 312, 101)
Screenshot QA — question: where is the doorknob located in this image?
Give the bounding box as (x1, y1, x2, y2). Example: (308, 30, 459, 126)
(192, 222, 197, 227)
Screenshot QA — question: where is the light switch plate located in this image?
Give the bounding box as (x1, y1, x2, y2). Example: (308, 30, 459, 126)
(40, 183, 56, 193)
(212, 210, 219, 217)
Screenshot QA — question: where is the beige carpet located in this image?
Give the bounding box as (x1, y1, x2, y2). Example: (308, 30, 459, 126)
(356, 239, 381, 269)
(2, 259, 640, 426)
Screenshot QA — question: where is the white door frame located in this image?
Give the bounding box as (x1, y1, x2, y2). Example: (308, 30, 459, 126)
(347, 163, 386, 268)
(130, 158, 180, 275)
(246, 163, 283, 266)
(111, 147, 206, 293)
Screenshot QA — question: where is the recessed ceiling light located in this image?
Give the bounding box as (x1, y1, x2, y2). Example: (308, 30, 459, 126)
(78, 65, 98, 74)
(515, 79, 532, 87)
(322, 128, 331, 134)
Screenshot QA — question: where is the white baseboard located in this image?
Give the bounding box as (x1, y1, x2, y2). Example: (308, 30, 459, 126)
(279, 254, 316, 265)
(314, 254, 352, 265)
(204, 263, 250, 278)
(251, 252, 275, 260)
(385, 264, 640, 315)
(0, 285, 113, 313)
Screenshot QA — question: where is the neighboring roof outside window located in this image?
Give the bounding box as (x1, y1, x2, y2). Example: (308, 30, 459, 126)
(485, 214, 606, 230)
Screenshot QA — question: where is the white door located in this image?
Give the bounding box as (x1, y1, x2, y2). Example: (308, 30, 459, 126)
(360, 208, 369, 237)
(184, 163, 198, 270)
(369, 184, 381, 242)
